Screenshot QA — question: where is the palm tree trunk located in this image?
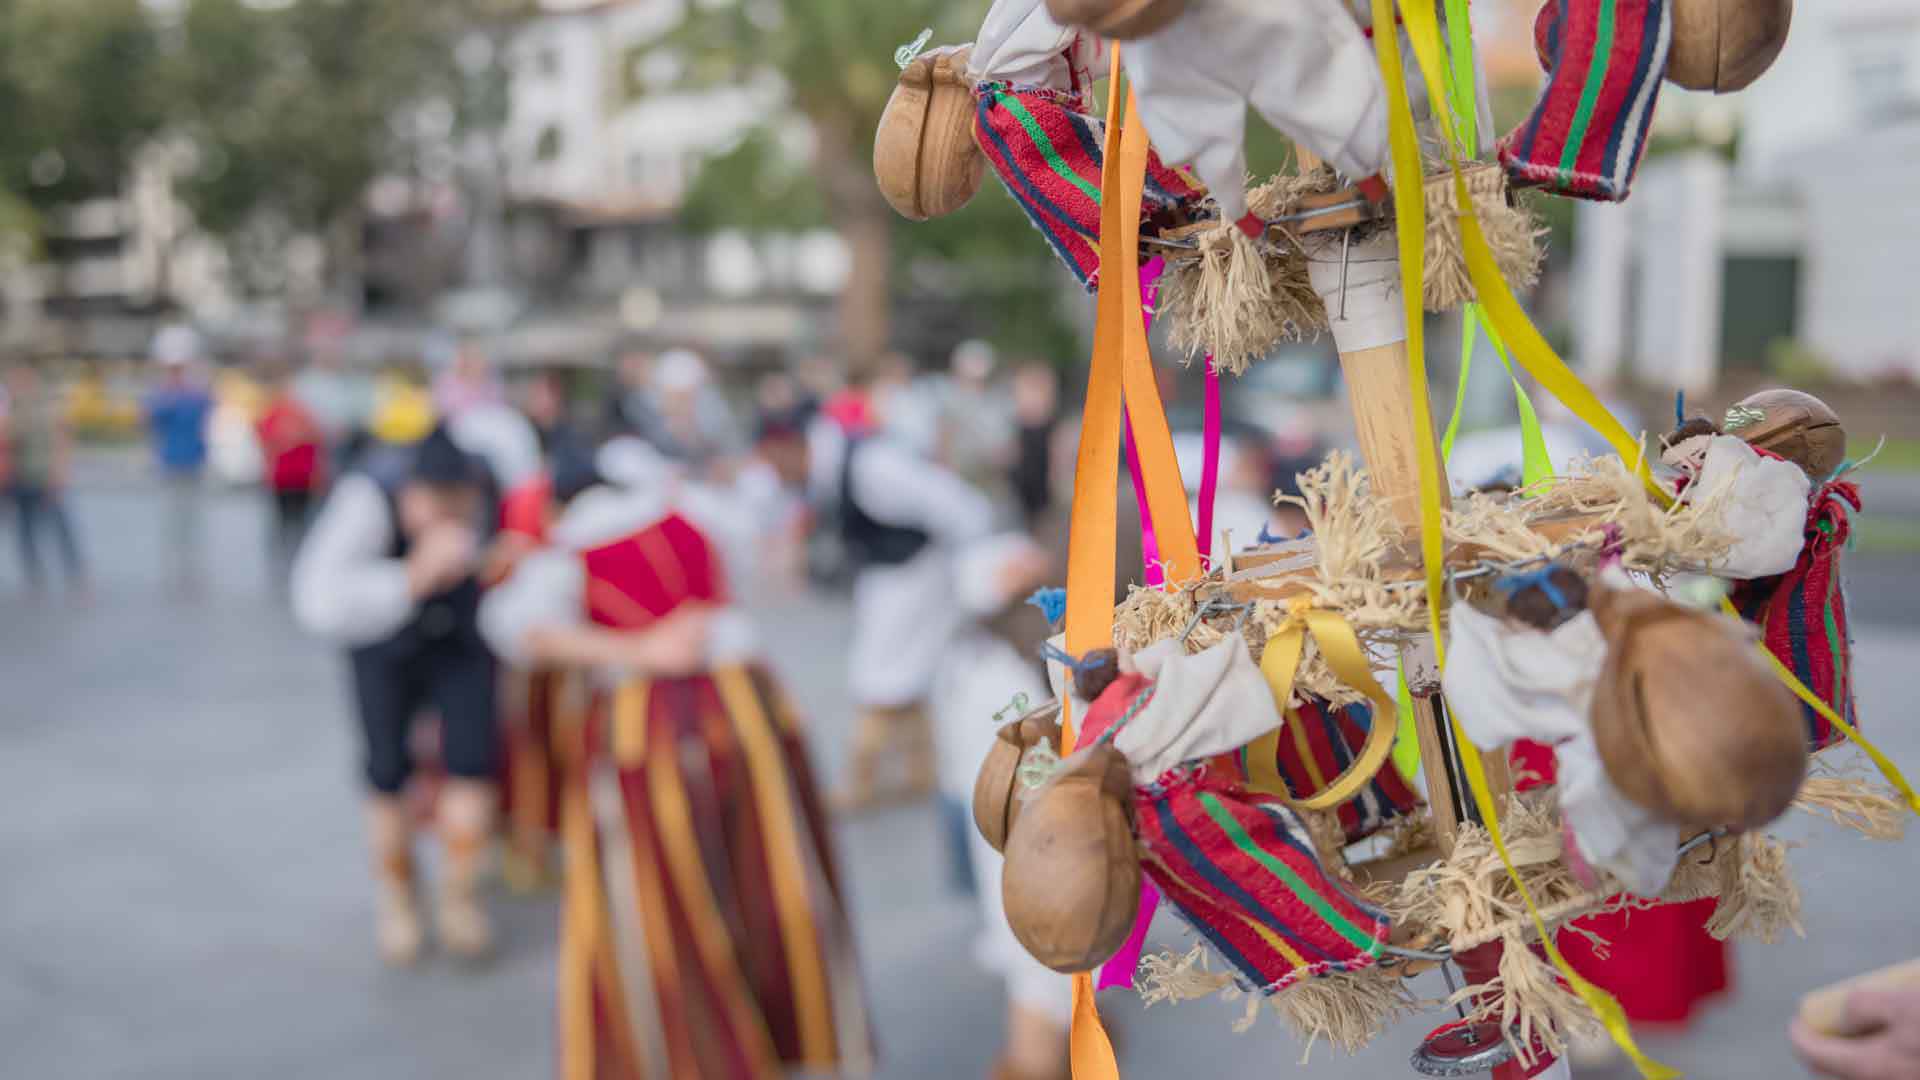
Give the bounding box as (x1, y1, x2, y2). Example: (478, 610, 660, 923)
(815, 113, 893, 378)
(837, 197, 891, 378)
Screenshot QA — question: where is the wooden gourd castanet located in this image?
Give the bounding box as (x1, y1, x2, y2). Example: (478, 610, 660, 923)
(999, 742, 1142, 973)
(873, 45, 985, 222)
(1587, 582, 1809, 830)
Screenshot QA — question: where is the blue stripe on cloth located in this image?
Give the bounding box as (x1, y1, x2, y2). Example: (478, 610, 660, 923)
(976, 96, 1094, 284)
(1515, 0, 1572, 163)
(1786, 562, 1820, 745)
(1600, 0, 1667, 194)
(1151, 796, 1338, 963)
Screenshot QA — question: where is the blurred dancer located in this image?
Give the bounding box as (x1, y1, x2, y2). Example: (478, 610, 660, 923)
(432, 341, 505, 420)
(480, 445, 872, 1079)
(144, 327, 213, 591)
(1007, 361, 1062, 527)
(934, 533, 1070, 1080)
(769, 384, 993, 808)
(938, 340, 1014, 495)
(3, 362, 87, 593)
(255, 364, 327, 584)
(292, 427, 501, 964)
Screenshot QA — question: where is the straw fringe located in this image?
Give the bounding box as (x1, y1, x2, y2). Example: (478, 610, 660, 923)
(1157, 221, 1323, 375)
(1112, 451, 1737, 702)
(1422, 163, 1545, 311)
(1792, 772, 1908, 842)
(1135, 946, 1415, 1061)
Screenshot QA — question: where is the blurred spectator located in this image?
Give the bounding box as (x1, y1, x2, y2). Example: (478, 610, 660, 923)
(603, 344, 659, 438)
(932, 532, 1070, 1079)
(938, 339, 1015, 493)
(293, 346, 373, 460)
(256, 364, 328, 585)
(752, 367, 815, 437)
(519, 368, 580, 456)
(3, 361, 87, 594)
(144, 327, 214, 591)
(641, 347, 743, 472)
(1008, 361, 1061, 526)
(770, 370, 993, 808)
(431, 341, 504, 420)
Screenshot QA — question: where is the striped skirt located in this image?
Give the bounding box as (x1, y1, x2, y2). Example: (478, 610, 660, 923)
(501, 668, 565, 873)
(557, 665, 871, 1080)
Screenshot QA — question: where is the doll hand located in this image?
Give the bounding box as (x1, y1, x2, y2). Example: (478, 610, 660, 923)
(1791, 988, 1920, 1080)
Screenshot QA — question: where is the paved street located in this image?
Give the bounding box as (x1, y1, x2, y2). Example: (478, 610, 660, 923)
(3, 470, 1918, 1079)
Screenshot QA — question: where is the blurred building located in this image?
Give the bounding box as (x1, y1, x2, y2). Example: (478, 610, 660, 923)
(1562, 1, 1920, 390)
(476, 0, 848, 363)
(0, 145, 236, 358)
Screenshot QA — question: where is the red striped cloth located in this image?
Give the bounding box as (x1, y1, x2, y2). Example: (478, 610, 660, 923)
(1136, 768, 1391, 992)
(1731, 480, 1862, 750)
(973, 82, 1205, 290)
(1252, 696, 1424, 844)
(1499, 0, 1671, 201)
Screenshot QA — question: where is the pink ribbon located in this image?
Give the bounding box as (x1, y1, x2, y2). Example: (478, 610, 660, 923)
(1096, 256, 1176, 991)
(1196, 361, 1221, 565)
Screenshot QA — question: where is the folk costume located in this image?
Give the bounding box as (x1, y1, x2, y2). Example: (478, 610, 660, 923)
(292, 426, 503, 964)
(480, 460, 872, 1080)
(811, 419, 994, 807)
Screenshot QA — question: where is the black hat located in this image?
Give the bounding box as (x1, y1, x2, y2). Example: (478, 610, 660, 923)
(410, 425, 479, 489)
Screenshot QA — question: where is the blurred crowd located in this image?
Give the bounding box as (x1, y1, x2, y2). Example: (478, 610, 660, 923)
(0, 321, 1335, 1080)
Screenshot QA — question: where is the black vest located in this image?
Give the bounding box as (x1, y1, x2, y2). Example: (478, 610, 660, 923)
(353, 445, 488, 652)
(838, 437, 930, 568)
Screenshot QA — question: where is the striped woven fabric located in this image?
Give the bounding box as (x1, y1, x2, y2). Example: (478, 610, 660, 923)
(1499, 0, 1671, 201)
(973, 81, 1205, 290)
(1731, 480, 1862, 750)
(1136, 769, 1391, 992)
(1242, 697, 1423, 844)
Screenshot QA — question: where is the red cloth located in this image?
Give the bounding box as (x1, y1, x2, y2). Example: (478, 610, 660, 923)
(1511, 740, 1732, 1026)
(580, 513, 728, 630)
(498, 475, 552, 543)
(255, 397, 324, 493)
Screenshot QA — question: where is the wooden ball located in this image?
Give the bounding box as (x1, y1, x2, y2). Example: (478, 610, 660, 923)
(1001, 744, 1141, 974)
(1588, 583, 1807, 831)
(873, 45, 984, 222)
(1502, 566, 1591, 632)
(972, 711, 1064, 853)
(1726, 388, 1846, 480)
(1667, 0, 1792, 93)
(1045, 0, 1190, 41)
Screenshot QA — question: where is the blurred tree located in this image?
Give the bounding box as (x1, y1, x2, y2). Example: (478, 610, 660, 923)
(165, 0, 525, 297)
(651, 0, 1093, 372)
(0, 0, 164, 241)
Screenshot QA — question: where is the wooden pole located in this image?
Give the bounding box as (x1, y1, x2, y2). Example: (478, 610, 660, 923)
(1294, 149, 1511, 849)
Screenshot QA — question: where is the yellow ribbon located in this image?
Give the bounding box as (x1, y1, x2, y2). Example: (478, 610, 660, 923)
(1376, 2, 1679, 1075)
(1719, 597, 1920, 815)
(1250, 599, 1399, 810)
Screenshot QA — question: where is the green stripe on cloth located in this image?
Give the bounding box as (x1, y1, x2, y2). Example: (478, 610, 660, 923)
(1559, 0, 1619, 178)
(991, 91, 1104, 204)
(1196, 793, 1378, 952)
(1822, 563, 1846, 718)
